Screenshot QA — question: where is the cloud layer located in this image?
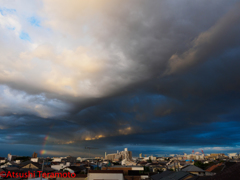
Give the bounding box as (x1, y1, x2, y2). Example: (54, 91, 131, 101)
(1, 0, 240, 156)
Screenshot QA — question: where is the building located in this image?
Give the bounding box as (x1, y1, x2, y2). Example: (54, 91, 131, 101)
(7, 154, 17, 161)
(87, 170, 124, 180)
(181, 164, 215, 176)
(228, 153, 238, 159)
(102, 166, 144, 175)
(20, 161, 41, 169)
(0, 158, 5, 164)
(51, 162, 70, 171)
(52, 157, 64, 162)
(1, 161, 19, 168)
(105, 148, 133, 164)
(32, 152, 38, 158)
(62, 166, 86, 174)
(66, 156, 77, 163)
(152, 171, 194, 180)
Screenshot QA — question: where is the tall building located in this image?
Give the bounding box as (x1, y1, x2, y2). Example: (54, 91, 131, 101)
(8, 154, 17, 161)
(105, 148, 133, 164)
(32, 152, 38, 158)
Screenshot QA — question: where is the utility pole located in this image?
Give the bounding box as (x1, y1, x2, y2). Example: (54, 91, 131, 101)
(40, 160, 44, 180)
(85, 146, 98, 171)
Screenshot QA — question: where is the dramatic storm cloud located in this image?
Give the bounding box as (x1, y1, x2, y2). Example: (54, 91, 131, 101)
(1, 0, 240, 157)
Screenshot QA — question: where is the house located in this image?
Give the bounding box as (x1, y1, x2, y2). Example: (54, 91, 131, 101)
(0, 158, 6, 164)
(51, 163, 70, 171)
(151, 171, 175, 180)
(148, 162, 167, 172)
(20, 161, 41, 169)
(207, 162, 240, 180)
(31, 158, 39, 162)
(7, 154, 17, 161)
(161, 171, 195, 180)
(3, 167, 22, 174)
(151, 171, 195, 180)
(63, 166, 86, 174)
(44, 172, 87, 180)
(30, 158, 45, 164)
(101, 165, 144, 175)
(205, 163, 223, 173)
(167, 161, 183, 171)
(1, 161, 19, 168)
(181, 165, 215, 176)
(66, 156, 77, 163)
(87, 170, 124, 180)
(52, 157, 64, 162)
(125, 175, 148, 180)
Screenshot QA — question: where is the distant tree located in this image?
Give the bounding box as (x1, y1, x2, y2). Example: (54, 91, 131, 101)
(148, 157, 152, 163)
(15, 156, 30, 162)
(144, 166, 150, 172)
(194, 161, 210, 170)
(194, 161, 204, 168)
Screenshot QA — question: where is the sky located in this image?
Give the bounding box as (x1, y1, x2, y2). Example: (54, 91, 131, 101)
(1, 0, 240, 157)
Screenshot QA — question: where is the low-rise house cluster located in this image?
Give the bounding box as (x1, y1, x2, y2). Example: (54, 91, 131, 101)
(1, 150, 240, 180)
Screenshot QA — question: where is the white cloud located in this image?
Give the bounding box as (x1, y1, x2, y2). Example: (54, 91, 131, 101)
(0, 85, 70, 118)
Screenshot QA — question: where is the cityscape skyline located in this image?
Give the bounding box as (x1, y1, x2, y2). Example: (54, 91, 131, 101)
(1, 0, 240, 158)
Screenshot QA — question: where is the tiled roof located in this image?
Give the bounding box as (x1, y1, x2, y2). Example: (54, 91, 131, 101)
(181, 165, 205, 172)
(5, 167, 20, 171)
(161, 171, 192, 180)
(20, 161, 40, 167)
(206, 163, 223, 172)
(208, 162, 240, 180)
(89, 170, 124, 174)
(151, 171, 175, 180)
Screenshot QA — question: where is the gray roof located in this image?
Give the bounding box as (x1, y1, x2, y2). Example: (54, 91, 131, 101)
(151, 171, 175, 180)
(181, 165, 205, 172)
(161, 171, 191, 180)
(7, 161, 19, 166)
(20, 161, 41, 168)
(5, 167, 20, 171)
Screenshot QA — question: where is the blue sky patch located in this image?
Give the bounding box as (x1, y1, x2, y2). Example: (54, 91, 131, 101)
(29, 16, 41, 27)
(0, 8, 16, 15)
(19, 31, 31, 41)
